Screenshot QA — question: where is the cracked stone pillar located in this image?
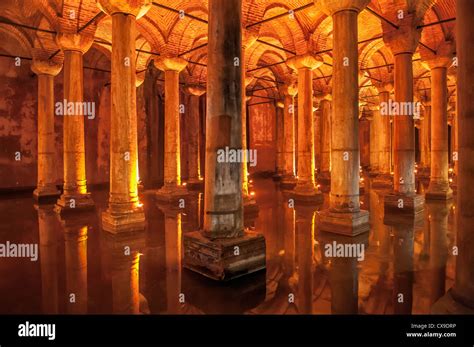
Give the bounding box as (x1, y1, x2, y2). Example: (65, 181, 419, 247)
(31, 57, 62, 202)
(426, 53, 454, 200)
(183, 0, 265, 281)
(433, 0, 474, 313)
(420, 101, 431, 177)
(318, 92, 332, 184)
(372, 83, 393, 188)
(280, 81, 298, 188)
(317, 0, 370, 236)
(154, 56, 189, 203)
(287, 53, 324, 203)
(98, 0, 151, 231)
(382, 14, 424, 216)
(55, 32, 95, 213)
(184, 85, 206, 189)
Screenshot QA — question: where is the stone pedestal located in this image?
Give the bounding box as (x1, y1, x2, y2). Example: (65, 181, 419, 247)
(383, 193, 425, 221)
(317, 210, 370, 236)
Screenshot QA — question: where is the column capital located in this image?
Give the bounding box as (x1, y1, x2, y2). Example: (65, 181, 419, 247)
(374, 81, 393, 94)
(383, 14, 421, 55)
(56, 32, 94, 54)
(184, 84, 206, 96)
(279, 83, 298, 97)
(287, 53, 323, 71)
(31, 59, 62, 76)
(97, 0, 152, 19)
(154, 56, 188, 72)
(422, 41, 456, 69)
(319, 0, 370, 16)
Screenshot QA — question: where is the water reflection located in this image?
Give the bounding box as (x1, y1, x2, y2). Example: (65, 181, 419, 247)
(0, 177, 462, 314)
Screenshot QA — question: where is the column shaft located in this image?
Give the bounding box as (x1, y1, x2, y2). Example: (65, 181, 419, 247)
(275, 104, 284, 175)
(188, 94, 201, 183)
(393, 53, 415, 194)
(421, 105, 431, 169)
(164, 69, 181, 186)
(320, 99, 331, 175)
(379, 91, 391, 174)
(330, 10, 360, 212)
(283, 94, 296, 180)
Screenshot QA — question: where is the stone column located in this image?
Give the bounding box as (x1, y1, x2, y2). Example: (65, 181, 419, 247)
(242, 31, 257, 207)
(55, 33, 95, 213)
(420, 102, 431, 176)
(98, 0, 151, 231)
(383, 14, 424, 216)
(154, 57, 188, 203)
(274, 100, 285, 178)
(31, 58, 62, 202)
(183, 0, 266, 281)
(280, 83, 298, 187)
(319, 94, 332, 183)
(287, 53, 323, 203)
(369, 110, 379, 173)
(318, 0, 370, 236)
(426, 56, 453, 200)
(433, 0, 474, 313)
(184, 85, 206, 189)
(373, 84, 393, 188)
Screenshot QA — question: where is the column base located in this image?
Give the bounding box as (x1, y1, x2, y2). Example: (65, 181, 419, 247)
(155, 184, 189, 204)
(33, 186, 61, 203)
(183, 229, 266, 281)
(431, 288, 474, 314)
(288, 183, 323, 205)
(371, 173, 393, 189)
(186, 178, 204, 190)
(280, 174, 297, 189)
(102, 207, 145, 233)
(54, 193, 95, 214)
(317, 210, 370, 236)
(383, 193, 424, 217)
(426, 183, 453, 200)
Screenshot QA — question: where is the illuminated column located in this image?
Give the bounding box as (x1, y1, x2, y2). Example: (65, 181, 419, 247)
(98, 0, 151, 231)
(183, 0, 266, 281)
(433, 0, 474, 313)
(184, 85, 206, 189)
(154, 57, 188, 202)
(280, 82, 298, 187)
(275, 100, 285, 178)
(369, 110, 379, 173)
(318, 0, 370, 236)
(242, 31, 257, 205)
(31, 57, 62, 202)
(426, 54, 453, 200)
(319, 92, 332, 182)
(383, 14, 424, 216)
(287, 53, 323, 202)
(373, 84, 393, 188)
(55, 33, 95, 212)
(420, 101, 431, 175)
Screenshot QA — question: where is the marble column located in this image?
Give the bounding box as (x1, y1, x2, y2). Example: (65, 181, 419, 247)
(319, 94, 332, 183)
(420, 102, 431, 176)
(287, 53, 323, 203)
(433, 0, 474, 313)
(184, 85, 206, 189)
(318, 0, 370, 236)
(373, 84, 393, 188)
(382, 14, 424, 216)
(154, 57, 188, 203)
(55, 33, 95, 213)
(280, 82, 298, 187)
(98, 0, 151, 232)
(183, 0, 266, 281)
(426, 55, 453, 200)
(369, 110, 379, 174)
(31, 58, 62, 202)
(275, 100, 285, 178)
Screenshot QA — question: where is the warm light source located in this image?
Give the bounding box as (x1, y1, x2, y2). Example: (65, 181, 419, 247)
(250, 191, 256, 196)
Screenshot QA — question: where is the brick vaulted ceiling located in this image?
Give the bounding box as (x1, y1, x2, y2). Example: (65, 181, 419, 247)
(0, 0, 456, 104)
